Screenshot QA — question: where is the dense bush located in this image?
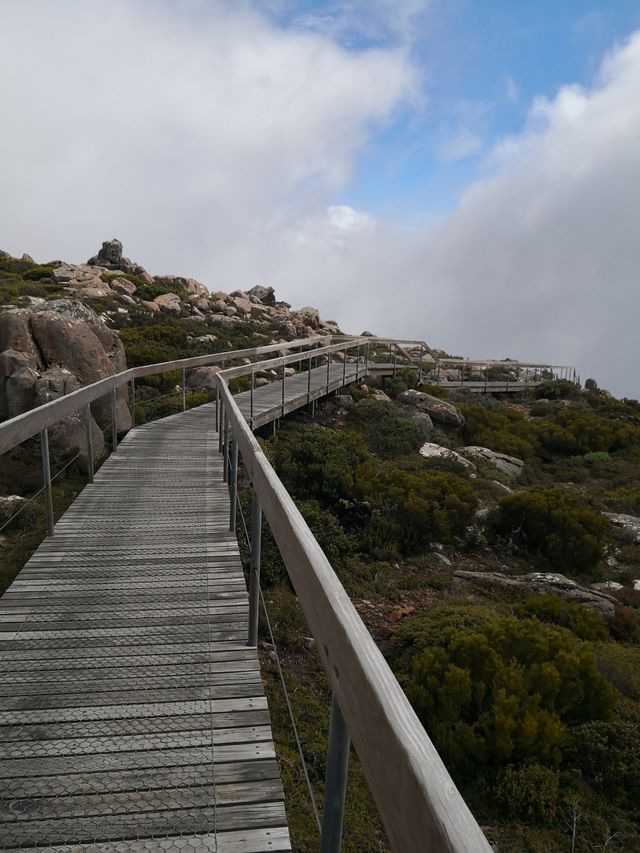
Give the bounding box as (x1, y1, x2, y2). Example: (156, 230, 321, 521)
(494, 764, 560, 824)
(269, 424, 369, 507)
(533, 379, 580, 400)
(460, 404, 538, 459)
(564, 721, 640, 809)
(0, 256, 64, 304)
(394, 608, 616, 781)
(513, 595, 608, 641)
(488, 487, 610, 573)
(355, 460, 477, 556)
(347, 399, 429, 457)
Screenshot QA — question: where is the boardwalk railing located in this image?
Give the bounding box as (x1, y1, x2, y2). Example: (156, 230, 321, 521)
(0, 331, 574, 851)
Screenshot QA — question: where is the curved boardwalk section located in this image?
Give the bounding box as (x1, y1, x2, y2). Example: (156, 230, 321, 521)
(0, 405, 290, 852)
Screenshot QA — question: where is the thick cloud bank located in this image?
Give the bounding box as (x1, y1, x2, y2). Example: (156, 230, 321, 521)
(0, 3, 638, 396)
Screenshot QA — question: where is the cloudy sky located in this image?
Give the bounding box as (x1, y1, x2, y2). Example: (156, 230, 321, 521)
(1, 1, 639, 396)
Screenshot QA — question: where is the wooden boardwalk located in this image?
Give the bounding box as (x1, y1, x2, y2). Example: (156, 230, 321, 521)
(0, 404, 290, 852)
(235, 361, 361, 428)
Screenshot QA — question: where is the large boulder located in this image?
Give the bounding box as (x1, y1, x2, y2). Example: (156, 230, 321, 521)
(397, 389, 464, 428)
(0, 299, 131, 443)
(248, 285, 276, 306)
(153, 292, 182, 315)
(419, 442, 476, 471)
(460, 446, 524, 478)
(187, 366, 221, 392)
(453, 570, 616, 621)
(87, 238, 138, 275)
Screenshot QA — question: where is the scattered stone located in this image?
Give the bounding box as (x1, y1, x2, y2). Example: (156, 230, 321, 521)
(605, 513, 640, 543)
(335, 395, 353, 407)
(397, 389, 464, 428)
(634, 580, 640, 592)
(371, 389, 391, 402)
(153, 292, 182, 315)
(110, 277, 137, 296)
(140, 300, 160, 314)
(187, 366, 220, 391)
(460, 446, 524, 478)
(592, 581, 623, 591)
(419, 442, 476, 471)
(0, 495, 27, 526)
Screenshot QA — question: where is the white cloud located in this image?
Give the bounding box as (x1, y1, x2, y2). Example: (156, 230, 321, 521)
(0, 0, 414, 276)
(1, 2, 639, 398)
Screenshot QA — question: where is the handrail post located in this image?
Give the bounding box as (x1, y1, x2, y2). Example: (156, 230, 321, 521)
(111, 389, 118, 452)
(392, 344, 397, 377)
(326, 353, 330, 394)
(250, 370, 255, 428)
(419, 343, 424, 383)
(229, 436, 238, 531)
(130, 378, 136, 428)
(215, 385, 219, 431)
(342, 348, 346, 386)
(320, 693, 350, 853)
(281, 364, 286, 417)
(365, 341, 369, 372)
(355, 344, 360, 381)
(247, 490, 262, 646)
(222, 408, 229, 482)
(218, 399, 224, 452)
(307, 354, 312, 404)
(182, 368, 187, 411)
(40, 428, 55, 536)
(84, 404, 94, 483)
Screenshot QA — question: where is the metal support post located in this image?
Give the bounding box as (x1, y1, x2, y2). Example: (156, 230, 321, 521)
(342, 350, 346, 386)
(281, 365, 286, 416)
(215, 385, 219, 431)
(218, 400, 224, 452)
(250, 371, 255, 428)
(130, 378, 136, 428)
(392, 345, 397, 377)
(229, 438, 238, 531)
(84, 404, 94, 483)
(320, 693, 350, 853)
(355, 345, 360, 381)
(247, 491, 262, 646)
(326, 354, 330, 394)
(222, 410, 229, 482)
(307, 355, 312, 404)
(40, 429, 55, 537)
(365, 342, 369, 371)
(182, 368, 187, 411)
(111, 389, 118, 452)
(419, 343, 424, 383)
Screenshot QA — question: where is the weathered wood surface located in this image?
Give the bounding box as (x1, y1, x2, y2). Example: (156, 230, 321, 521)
(0, 405, 290, 852)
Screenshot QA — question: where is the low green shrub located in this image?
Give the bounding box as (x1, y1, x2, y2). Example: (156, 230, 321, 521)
(494, 764, 560, 824)
(488, 487, 610, 574)
(347, 399, 429, 457)
(514, 595, 608, 641)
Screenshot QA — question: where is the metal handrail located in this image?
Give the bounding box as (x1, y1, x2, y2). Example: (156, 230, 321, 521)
(216, 366, 492, 853)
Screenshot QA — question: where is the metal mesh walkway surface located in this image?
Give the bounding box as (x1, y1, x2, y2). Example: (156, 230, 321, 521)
(0, 404, 290, 852)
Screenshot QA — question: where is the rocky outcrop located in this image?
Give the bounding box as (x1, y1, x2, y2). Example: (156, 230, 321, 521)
(397, 389, 464, 428)
(453, 570, 616, 621)
(605, 513, 640, 543)
(0, 299, 130, 455)
(460, 446, 524, 478)
(87, 238, 142, 276)
(419, 442, 476, 471)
